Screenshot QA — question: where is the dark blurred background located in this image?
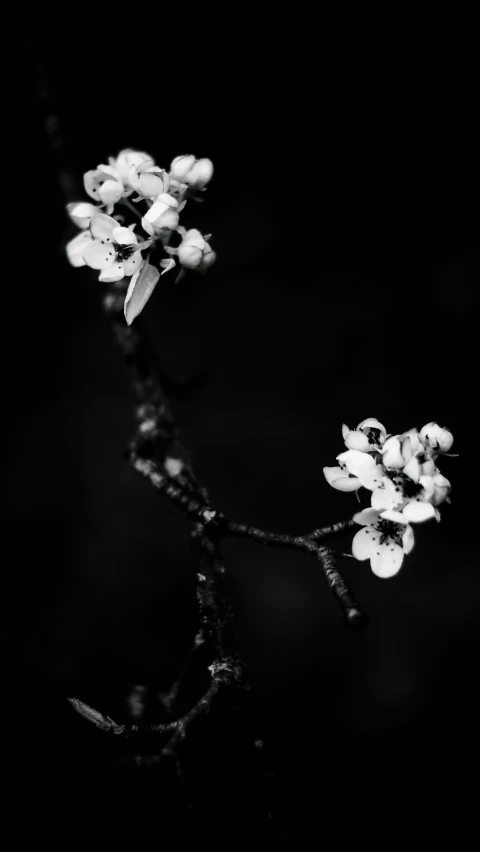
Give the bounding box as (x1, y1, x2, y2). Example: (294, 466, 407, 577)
(4, 22, 479, 847)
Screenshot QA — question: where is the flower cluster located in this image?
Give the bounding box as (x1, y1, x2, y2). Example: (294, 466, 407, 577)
(324, 419, 457, 578)
(66, 149, 215, 324)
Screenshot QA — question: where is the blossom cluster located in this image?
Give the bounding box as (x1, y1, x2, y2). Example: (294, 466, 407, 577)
(66, 149, 215, 324)
(324, 419, 457, 578)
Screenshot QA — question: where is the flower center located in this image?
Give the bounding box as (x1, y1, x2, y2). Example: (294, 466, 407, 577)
(113, 242, 136, 262)
(377, 519, 404, 546)
(386, 473, 422, 500)
(366, 427, 382, 445)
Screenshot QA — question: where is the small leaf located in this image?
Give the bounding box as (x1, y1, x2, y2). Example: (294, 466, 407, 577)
(68, 697, 117, 731)
(124, 262, 161, 325)
(160, 258, 176, 276)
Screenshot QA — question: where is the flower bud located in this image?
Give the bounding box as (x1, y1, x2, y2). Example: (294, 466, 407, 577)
(169, 155, 214, 190)
(67, 202, 99, 229)
(185, 158, 214, 189)
(142, 194, 179, 236)
(129, 161, 169, 199)
(419, 422, 454, 453)
(177, 229, 216, 272)
(170, 155, 196, 181)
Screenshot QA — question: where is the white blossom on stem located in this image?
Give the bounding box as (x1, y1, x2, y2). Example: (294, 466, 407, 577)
(419, 421, 455, 454)
(170, 155, 214, 190)
(129, 159, 170, 200)
(335, 450, 385, 491)
(142, 194, 180, 236)
(84, 165, 127, 212)
(351, 508, 415, 578)
(342, 418, 387, 452)
(176, 228, 216, 271)
(82, 213, 150, 282)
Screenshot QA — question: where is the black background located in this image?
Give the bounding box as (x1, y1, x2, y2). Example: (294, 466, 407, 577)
(4, 22, 479, 847)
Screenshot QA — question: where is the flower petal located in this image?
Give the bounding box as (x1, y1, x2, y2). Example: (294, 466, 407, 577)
(90, 213, 118, 240)
(432, 472, 451, 504)
(99, 264, 125, 282)
(138, 172, 165, 198)
(84, 170, 101, 200)
(402, 500, 436, 523)
(67, 202, 98, 229)
(199, 250, 216, 271)
(345, 429, 372, 451)
(379, 509, 408, 524)
(178, 244, 203, 269)
(97, 163, 122, 181)
(98, 180, 124, 206)
(402, 524, 415, 554)
(336, 449, 377, 477)
(115, 149, 152, 183)
(123, 250, 143, 276)
(352, 508, 380, 526)
(370, 544, 404, 578)
(382, 436, 404, 469)
(352, 527, 378, 561)
(421, 458, 436, 476)
(83, 240, 116, 269)
(357, 418, 386, 433)
(403, 456, 421, 482)
(323, 466, 361, 492)
(419, 475, 435, 501)
(182, 228, 206, 248)
(170, 154, 195, 180)
(356, 464, 385, 491)
(66, 231, 93, 266)
(185, 158, 213, 188)
(371, 478, 402, 511)
(112, 226, 138, 246)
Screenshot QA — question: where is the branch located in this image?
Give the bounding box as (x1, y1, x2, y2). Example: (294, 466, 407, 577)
(68, 659, 236, 739)
(69, 278, 367, 846)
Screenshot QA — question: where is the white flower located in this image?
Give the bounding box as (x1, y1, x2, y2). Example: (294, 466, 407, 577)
(342, 418, 387, 452)
(82, 213, 148, 282)
(176, 228, 216, 271)
(114, 149, 153, 185)
(351, 508, 415, 578)
(381, 435, 405, 469)
(170, 154, 196, 181)
(170, 155, 214, 190)
(323, 466, 362, 492)
(66, 230, 94, 267)
(129, 159, 170, 200)
(84, 165, 127, 211)
(419, 422, 454, 454)
(67, 202, 99, 230)
(142, 194, 180, 236)
(335, 450, 385, 491)
(379, 474, 437, 524)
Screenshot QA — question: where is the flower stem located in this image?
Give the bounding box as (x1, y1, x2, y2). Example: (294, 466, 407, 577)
(120, 197, 143, 220)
